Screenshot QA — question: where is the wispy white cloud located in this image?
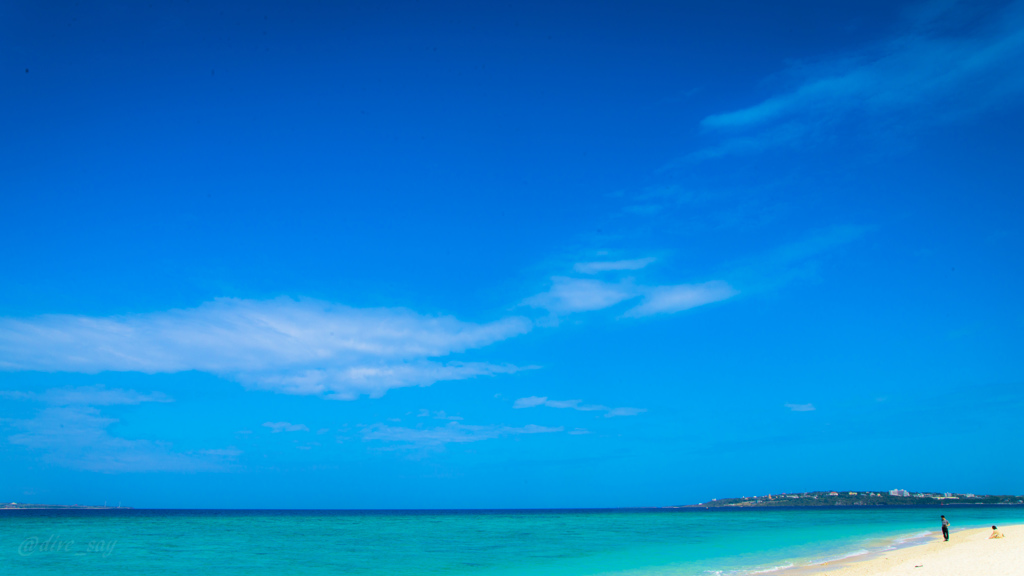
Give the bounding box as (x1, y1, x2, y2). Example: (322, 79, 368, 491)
(0, 297, 532, 400)
(3, 387, 235, 472)
(761, 225, 868, 267)
(511, 396, 549, 409)
(574, 258, 656, 274)
(513, 396, 646, 417)
(0, 385, 172, 406)
(417, 409, 463, 421)
(623, 281, 738, 318)
(240, 362, 530, 400)
(513, 396, 605, 411)
(785, 403, 816, 412)
(730, 225, 869, 292)
(603, 407, 648, 417)
(361, 421, 563, 448)
(543, 399, 605, 410)
(200, 448, 243, 457)
(525, 276, 736, 317)
(262, 421, 309, 433)
(523, 277, 638, 314)
(697, 0, 1024, 156)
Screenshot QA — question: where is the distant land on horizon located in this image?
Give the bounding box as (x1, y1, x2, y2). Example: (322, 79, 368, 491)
(1, 502, 130, 510)
(6, 491, 1024, 511)
(676, 490, 1024, 508)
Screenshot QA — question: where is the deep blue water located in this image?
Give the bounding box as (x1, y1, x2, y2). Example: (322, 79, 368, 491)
(3, 506, 1023, 576)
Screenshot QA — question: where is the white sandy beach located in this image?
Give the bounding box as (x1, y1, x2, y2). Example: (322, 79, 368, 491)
(818, 523, 1023, 576)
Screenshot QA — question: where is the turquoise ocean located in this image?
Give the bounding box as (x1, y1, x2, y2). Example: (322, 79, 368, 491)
(3, 507, 1023, 576)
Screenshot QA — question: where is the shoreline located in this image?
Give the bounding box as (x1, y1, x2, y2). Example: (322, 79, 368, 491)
(775, 523, 1023, 576)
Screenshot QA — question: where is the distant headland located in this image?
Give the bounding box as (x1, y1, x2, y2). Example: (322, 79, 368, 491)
(675, 490, 1024, 508)
(1, 502, 130, 510)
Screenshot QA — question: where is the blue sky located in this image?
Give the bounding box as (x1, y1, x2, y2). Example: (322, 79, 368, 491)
(1, 0, 1023, 508)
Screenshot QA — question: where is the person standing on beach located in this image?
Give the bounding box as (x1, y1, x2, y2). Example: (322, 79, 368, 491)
(941, 515, 950, 541)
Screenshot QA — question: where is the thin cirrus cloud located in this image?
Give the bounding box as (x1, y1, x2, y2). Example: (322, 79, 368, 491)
(623, 282, 738, 318)
(262, 422, 309, 433)
(524, 276, 737, 317)
(0, 297, 532, 400)
(526, 228, 864, 319)
(696, 0, 1024, 157)
(785, 403, 816, 412)
(522, 277, 639, 314)
(2, 386, 237, 472)
(727, 225, 869, 294)
(417, 409, 463, 421)
(513, 396, 647, 418)
(574, 258, 656, 274)
(0, 385, 171, 406)
(361, 421, 564, 448)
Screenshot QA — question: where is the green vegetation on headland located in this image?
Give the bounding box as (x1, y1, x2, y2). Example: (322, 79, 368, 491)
(675, 491, 1024, 508)
(1, 502, 129, 510)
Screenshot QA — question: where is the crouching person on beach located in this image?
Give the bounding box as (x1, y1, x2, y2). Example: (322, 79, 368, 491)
(988, 526, 1004, 539)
